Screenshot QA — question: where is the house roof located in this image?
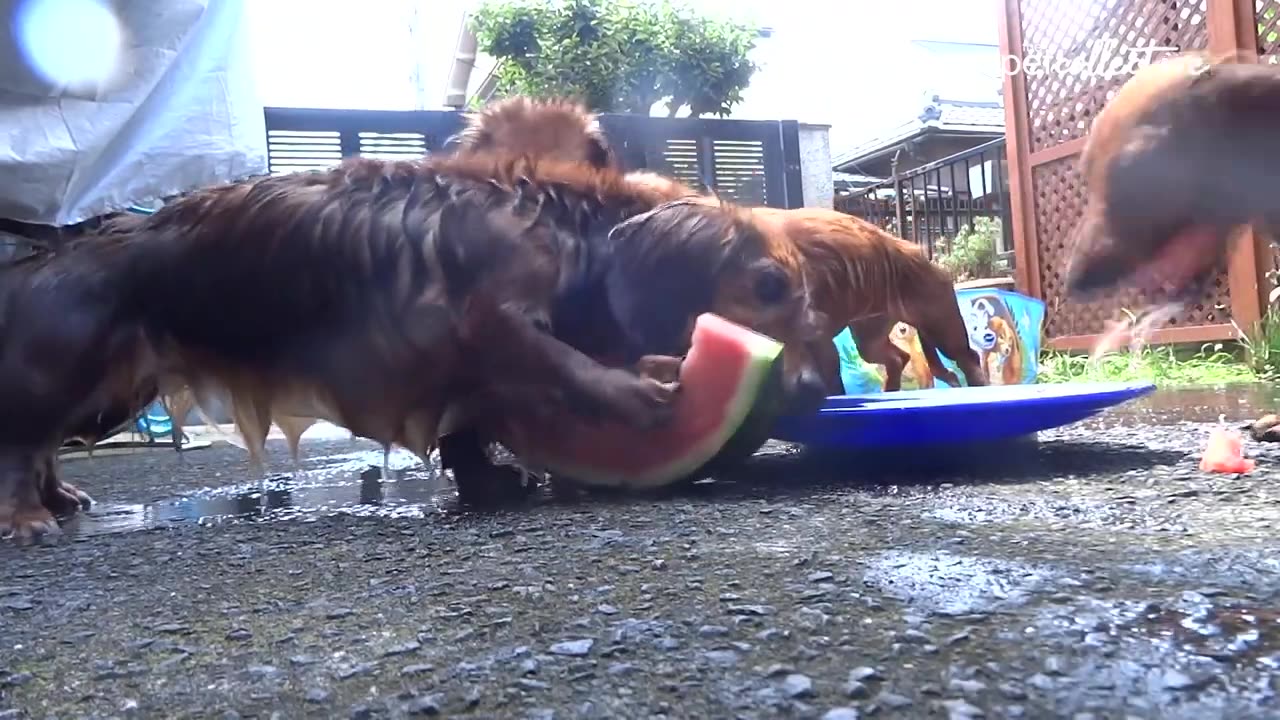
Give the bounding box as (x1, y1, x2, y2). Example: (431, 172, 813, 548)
(831, 97, 1005, 173)
(832, 171, 886, 194)
(830, 39, 1006, 174)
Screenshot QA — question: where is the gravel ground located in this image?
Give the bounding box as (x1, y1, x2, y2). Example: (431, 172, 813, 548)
(2, 386, 1280, 719)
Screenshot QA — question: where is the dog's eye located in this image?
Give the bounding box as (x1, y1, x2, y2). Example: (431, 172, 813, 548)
(753, 265, 789, 304)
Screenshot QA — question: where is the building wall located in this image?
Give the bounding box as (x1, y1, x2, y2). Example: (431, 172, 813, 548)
(797, 123, 833, 209)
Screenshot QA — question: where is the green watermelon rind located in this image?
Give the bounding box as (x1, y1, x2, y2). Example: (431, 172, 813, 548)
(686, 353, 786, 481)
(542, 325, 785, 489)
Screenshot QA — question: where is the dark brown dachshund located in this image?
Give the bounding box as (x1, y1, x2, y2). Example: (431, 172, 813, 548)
(431, 98, 832, 494)
(254, 95, 829, 489)
(0, 151, 827, 541)
(1065, 52, 1279, 301)
(440, 196, 829, 486)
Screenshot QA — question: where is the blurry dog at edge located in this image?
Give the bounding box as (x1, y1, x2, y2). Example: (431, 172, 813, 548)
(1063, 53, 1280, 429)
(448, 96, 988, 394)
(0, 141, 829, 542)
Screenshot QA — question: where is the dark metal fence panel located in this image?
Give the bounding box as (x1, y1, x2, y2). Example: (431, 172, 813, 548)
(263, 108, 465, 174)
(262, 107, 804, 209)
(834, 137, 1012, 263)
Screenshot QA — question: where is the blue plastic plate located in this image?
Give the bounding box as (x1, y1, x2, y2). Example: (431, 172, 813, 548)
(770, 381, 1157, 449)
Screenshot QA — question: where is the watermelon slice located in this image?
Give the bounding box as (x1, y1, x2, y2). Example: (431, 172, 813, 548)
(502, 313, 787, 489)
(1199, 427, 1255, 474)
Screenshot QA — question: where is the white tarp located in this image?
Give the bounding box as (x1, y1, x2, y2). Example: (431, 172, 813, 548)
(0, 0, 267, 226)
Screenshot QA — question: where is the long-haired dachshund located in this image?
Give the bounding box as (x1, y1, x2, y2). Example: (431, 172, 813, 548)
(239, 96, 827, 496)
(430, 98, 831, 496)
(1065, 52, 1278, 301)
(0, 148, 827, 541)
(1063, 53, 1280, 435)
(742, 207, 989, 393)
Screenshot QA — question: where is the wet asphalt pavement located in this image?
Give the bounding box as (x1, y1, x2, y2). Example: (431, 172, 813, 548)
(3, 385, 1280, 720)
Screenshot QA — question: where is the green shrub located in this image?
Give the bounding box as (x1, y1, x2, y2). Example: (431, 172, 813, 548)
(933, 217, 1010, 282)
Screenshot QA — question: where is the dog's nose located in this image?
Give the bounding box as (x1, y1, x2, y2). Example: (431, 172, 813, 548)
(787, 368, 829, 414)
(983, 331, 997, 344)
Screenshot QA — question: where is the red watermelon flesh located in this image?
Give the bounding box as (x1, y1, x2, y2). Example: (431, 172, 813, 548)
(496, 313, 786, 489)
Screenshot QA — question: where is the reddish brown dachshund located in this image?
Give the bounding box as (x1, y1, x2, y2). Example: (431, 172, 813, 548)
(448, 101, 985, 394)
(744, 207, 988, 393)
(0, 150, 827, 541)
(623, 171, 989, 391)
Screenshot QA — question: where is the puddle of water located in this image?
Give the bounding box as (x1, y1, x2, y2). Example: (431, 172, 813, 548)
(859, 549, 1060, 615)
(1135, 601, 1280, 666)
(1032, 591, 1280, 669)
(1080, 384, 1280, 428)
(62, 447, 465, 538)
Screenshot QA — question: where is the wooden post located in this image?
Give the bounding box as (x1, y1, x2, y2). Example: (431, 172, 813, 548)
(996, 0, 1041, 300)
(1208, 0, 1265, 335)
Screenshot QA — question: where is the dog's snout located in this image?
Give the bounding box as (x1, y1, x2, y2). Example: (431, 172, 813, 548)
(787, 368, 829, 414)
(982, 331, 997, 345)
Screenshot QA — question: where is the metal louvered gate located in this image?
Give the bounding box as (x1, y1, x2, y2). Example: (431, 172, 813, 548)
(263, 108, 805, 209)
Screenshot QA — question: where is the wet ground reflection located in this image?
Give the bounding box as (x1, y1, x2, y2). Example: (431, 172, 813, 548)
(60, 383, 1280, 538)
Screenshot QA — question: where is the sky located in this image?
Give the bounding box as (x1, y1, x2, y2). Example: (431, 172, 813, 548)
(245, 0, 1003, 154)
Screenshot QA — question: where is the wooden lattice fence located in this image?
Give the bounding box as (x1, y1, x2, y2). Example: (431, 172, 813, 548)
(999, 0, 1276, 350)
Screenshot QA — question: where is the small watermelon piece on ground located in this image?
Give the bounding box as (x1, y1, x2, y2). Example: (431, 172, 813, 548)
(1200, 426, 1255, 474)
(500, 313, 788, 489)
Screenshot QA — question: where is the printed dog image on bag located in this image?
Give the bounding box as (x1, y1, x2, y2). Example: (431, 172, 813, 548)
(833, 288, 1046, 393)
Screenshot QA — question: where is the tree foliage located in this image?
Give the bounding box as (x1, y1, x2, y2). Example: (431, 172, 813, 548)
(469, 0, 759, 117)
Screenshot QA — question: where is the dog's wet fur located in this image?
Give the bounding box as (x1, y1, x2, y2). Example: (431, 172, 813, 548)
(0, 134, 829, 540)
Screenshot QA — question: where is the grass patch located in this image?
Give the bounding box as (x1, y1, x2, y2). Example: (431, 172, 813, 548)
(1235, 308, 1280, 382)
(1037, 343, 1260, 387)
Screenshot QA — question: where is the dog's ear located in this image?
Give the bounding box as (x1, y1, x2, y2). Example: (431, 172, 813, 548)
(434, 196, 525, 306)
(603, 201, 733, 357)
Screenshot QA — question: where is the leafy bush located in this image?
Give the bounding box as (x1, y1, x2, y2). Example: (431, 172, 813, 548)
(933, 217, 1010, 282)
(470, 0, 758, 117)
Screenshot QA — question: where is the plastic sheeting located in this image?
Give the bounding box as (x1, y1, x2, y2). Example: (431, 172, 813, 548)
(0, 0, 267, 227)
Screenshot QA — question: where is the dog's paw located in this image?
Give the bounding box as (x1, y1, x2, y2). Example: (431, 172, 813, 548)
(453, 462, 540, 509)
(1, 502, 63, 544)
(595, 368, 679, 430)
(42, 478, 94, 517)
